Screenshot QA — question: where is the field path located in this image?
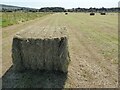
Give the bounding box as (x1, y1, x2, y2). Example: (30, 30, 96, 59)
(2, 13, 118, 88)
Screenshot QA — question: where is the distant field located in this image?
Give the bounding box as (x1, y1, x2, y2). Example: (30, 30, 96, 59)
(1, 12, 52, 27)
(0, 13, 2, 26)
(2, 12, 118, 88)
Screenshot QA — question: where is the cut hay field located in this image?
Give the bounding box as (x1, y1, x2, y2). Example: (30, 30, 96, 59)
(2, 12, 118, 88)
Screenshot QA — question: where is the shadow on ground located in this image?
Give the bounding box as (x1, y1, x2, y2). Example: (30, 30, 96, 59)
(2, 65, 67, 88)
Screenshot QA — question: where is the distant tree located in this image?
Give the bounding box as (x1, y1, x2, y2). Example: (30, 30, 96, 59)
(39, 7, 65, 12)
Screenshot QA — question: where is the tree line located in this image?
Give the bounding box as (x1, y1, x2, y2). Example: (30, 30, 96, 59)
(67, 7, 119, 12)
(1, 4, 120, 12)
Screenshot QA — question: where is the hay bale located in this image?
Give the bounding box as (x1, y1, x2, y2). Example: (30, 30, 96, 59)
(100, 12, 106, 15)
(65, 12, 68, 15)
(12, 27, 70, 73)
(90, 12, 95, 16)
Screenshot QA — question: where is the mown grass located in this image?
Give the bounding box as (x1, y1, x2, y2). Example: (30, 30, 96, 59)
(1, 12, 52, 27)
(2, 12, 118, 88)
(62, 13, 118, 64)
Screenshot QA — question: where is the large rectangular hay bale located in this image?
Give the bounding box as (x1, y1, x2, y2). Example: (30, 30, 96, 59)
(100, 12, 106, 15)
(90, 12, 95, 16)
(12, 27, 70, 73)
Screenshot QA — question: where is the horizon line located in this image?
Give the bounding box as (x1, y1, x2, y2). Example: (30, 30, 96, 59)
(0, 3, 119, 9)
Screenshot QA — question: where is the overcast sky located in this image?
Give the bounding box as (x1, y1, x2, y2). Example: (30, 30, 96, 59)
(0, 0, 120, 9)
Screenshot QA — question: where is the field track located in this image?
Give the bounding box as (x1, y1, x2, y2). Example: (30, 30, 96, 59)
(2, 13, 118, 88)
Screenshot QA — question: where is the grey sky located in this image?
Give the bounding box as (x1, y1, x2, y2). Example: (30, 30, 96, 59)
(0, 0, 120, 9)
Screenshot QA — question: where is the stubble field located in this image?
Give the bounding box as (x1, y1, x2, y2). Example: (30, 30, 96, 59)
(2, 12, 118, 88)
